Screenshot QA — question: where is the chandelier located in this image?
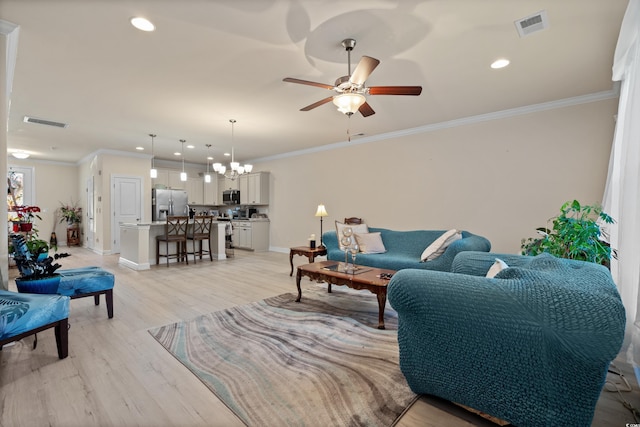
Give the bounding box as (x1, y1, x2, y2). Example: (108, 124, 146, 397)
(212, 119, 253, 180)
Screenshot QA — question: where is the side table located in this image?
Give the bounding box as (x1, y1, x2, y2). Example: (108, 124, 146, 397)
(67, 226, 81, 247)
(289, 246, 327, 276)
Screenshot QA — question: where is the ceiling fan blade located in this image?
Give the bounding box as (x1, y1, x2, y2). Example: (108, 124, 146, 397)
(283, 77, 334, 90)
(300, 97, 334, 111)
(358, 102, 375, 117)
(350, 56, 380, 86)
(368, 86, 423, 96)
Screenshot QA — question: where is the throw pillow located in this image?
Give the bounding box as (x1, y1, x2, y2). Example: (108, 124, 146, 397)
(335, 221, 369, 250)
(354, 232, 386, 254)
(420, 229, 462, 262)
(486, 258, 509, 278)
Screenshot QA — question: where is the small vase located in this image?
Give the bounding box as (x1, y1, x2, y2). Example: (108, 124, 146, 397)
(20, 222, 33, 232)
(15, 275, 61, 294)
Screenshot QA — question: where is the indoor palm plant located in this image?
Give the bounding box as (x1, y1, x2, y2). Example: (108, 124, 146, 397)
(521, 199, 616, 267)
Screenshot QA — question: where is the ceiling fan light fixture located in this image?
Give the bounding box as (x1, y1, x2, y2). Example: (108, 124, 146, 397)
(333, 93, 366, 115)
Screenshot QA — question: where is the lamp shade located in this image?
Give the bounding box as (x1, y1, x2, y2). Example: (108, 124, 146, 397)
(315, 204, 328, 217)
(332, 93, 366, 114)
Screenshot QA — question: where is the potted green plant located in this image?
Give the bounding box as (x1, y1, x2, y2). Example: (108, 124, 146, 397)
(11, 234, 62, 294)
(521, 199, 616, 267)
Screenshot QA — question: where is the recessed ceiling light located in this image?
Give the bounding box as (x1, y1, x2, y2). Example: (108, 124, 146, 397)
(136, 146, 144, 151)
(224, 152, 230, 157)
(130, 17, 155, 32)
(207, 156, 213, 160)
(491, 58, 510, 69)
(174, 152, 181, 156)
(12, 151, 30, 159)
(187, 145, 195, 149)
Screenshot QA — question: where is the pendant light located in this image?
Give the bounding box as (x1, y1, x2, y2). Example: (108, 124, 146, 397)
(204, 144, 212, 183)
(180, 139, 187, 181)
(149, 133, 158, 178)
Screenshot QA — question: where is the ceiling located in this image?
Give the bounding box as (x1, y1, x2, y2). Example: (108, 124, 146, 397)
(1, 0, 628, 167)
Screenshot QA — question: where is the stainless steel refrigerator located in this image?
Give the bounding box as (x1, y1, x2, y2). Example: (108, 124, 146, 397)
(152, 189, 189, 221)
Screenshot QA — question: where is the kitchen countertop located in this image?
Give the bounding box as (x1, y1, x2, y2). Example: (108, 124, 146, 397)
(121, 218, 269, 227)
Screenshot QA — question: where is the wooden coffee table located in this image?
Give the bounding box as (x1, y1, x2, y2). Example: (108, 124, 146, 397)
(295, 260, 396, 329)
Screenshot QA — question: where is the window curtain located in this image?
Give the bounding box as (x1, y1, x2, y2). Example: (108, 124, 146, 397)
(603, 0, 640, 350)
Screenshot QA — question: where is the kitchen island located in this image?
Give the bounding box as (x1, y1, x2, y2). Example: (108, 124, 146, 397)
(118, 220, 228, 270)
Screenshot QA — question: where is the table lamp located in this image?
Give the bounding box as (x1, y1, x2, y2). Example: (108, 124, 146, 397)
(315, 204, 328, 247)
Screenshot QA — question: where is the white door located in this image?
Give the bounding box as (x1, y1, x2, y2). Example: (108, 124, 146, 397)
(111, 175, 142, 254)
(86, 176, 95, 250)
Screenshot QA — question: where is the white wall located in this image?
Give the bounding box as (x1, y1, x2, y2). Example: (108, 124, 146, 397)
(256, 98, 617, 254)
(8, 160, 78, 247)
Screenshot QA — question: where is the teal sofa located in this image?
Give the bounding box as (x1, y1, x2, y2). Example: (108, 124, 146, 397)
(388, 252, 626, 427)
(323, 228, 491, 271)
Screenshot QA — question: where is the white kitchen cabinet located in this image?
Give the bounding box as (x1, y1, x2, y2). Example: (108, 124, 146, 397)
(187, 177, 204, 204)
(168, 171, 184, 189)
(239, 172, 269, 205)
(232, 220, 269, 251)
(203, 177, 218, 205)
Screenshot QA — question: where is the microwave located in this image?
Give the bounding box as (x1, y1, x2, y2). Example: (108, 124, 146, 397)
(222, 190, 240, 205)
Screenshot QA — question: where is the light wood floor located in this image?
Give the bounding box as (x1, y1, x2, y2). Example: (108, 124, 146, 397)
(1, 247, 638, 426)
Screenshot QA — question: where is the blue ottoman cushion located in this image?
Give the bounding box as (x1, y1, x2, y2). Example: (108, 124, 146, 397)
(58, 267, 115, 296)
(0, 290, 69, 341)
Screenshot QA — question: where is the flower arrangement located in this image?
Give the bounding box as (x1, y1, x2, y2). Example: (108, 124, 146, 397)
(59, 201, 82, 224)
(12, 205, 41, 223)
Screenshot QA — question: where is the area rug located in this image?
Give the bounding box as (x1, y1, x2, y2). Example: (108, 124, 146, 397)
(148, 286, 417, 426)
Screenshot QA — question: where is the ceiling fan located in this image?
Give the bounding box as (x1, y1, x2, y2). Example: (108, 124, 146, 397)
(283, 38, 422, 117)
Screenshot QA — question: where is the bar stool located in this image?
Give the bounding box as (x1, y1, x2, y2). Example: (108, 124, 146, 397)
(187, 215, 214, 263)
(156, 216, 189, 266)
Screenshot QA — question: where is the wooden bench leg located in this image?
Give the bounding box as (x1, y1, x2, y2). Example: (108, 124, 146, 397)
(105, 289, 114, 319)
(55, 318, 69, 359)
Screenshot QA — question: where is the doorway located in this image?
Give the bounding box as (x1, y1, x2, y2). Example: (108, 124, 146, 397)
(86, 176, 95, 250)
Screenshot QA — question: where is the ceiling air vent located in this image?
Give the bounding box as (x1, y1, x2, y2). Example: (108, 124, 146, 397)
(515, 10, 549, 38)
(23, 115, 68, 128)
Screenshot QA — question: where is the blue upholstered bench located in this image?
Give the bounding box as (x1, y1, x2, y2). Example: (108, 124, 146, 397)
(58, 267, 115, 318)
(0, 290, 70, 359)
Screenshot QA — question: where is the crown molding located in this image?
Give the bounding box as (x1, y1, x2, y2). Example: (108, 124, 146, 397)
(0, 19, 19, 108)
(252, 88, 620, 164)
